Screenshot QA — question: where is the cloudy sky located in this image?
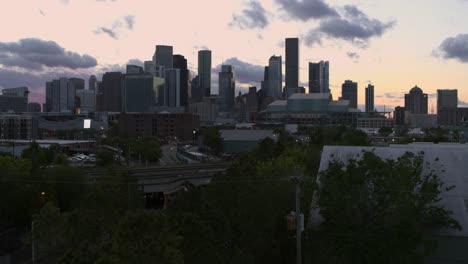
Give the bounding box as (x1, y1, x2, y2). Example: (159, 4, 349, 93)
(1, 0, 468, 111)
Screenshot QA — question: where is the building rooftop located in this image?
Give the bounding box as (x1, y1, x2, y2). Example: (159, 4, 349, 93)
(410, 86, 423, 93)
(329, 100, 350, 106)
(268, 100, 287, 106)
(317, 144, 468, 237)
(220, 129, 275, 141)
(289, 93, 331, 100)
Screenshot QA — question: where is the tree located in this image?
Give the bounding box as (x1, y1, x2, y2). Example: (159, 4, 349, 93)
(131, 137, 162, 165)
(203, 127, 222, 155)
(378, 127, 393, 137)
(97, 210, 183, 264)
(97, 149, 115, 167)
(313, 151, 461, 264)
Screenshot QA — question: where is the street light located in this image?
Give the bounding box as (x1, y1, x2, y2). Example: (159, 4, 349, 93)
(192, 130, 196, 145)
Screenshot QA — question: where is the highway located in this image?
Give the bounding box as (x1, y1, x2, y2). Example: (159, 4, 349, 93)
(86, 162, 231, 193)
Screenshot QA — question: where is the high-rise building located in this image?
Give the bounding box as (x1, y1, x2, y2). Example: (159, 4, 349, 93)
(404, 86, 428, 115)
(219, 65, 236, 111)
(165, 69, 180, 107)
(126, 65, 144, 75)
(0, 87, 28, 113)
(437, 89, 458, 126)
(341, 80, 358, 109)
(198, 50, 212, 97)
(173, 55, 189, 108)
(309, 61, 329, 93)
(365, 84, 375, 112)
(144, 61, 155, 74)
(191, 75, 201, 102)
(59, 77, 68, 112)
(437, 89, 457, 111)
(153, 45, 173, 69)
(45, 82, 53, 112)
(51, 79, 60, 112)
(101, 72, 123, 112)
(67, 78, 84, 111)
(27, 102, 41, 113)
(268, 55, 282, 98)
(76, 89, 96, 113)
(2, 87, 29, 98)
(122, 73, 153, 112)
(89, 75, 97, 91)
(285, 38, 299, 88)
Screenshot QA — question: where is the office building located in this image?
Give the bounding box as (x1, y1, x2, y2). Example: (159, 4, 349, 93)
(437, 89, 457, 111)
(341, 80, 358, 109)
(219, 65, 236, 111)
(76, 89, 96, 113)
(198, 50, 212, 97)
(67, 78, 84, 110)
(165, 68, 181, 107)
(268, 55, 282, 98)
(126, 65, 144, 75)
(284, 87, 305, 99)
(173, 55, 190, 107)
(122, 73, 153, 112)
(191, 75, 202, 102)
(153, 77, 165, 107)
(59, 77, 68, 112)
(153, 45, 173, 69)
(285, 38, 299, 88)
(394, 106, 406, 126)
(309, 61, 329, 93)
(2, 87, 29, 98)
(0, 96, 27, 112)
(144, 61, 155, 74)
(365, 84, 375, 112)
(28, 103, 41, 113)
(51, 79, 60, 112)
(101, 72, 123, 112)
(404, 86, 428, 115)
(89, 75, 97, 91)
(0, 114, 37, 139)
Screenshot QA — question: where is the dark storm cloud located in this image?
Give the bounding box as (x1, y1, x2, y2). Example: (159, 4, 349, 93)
(275, 0, 338, 21)
(346, 52, 360, 59)
(230, 0, 269, 29)
(304, 5, 395, 48)
(124, 16, 135, 30)
(0, 38, 97, 70)
(214, 57, 265, 85)
(436, 34, 468, 62)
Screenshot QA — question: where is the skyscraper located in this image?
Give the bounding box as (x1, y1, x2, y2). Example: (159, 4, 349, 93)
(144, 61, 155, 74)
(341, 80, 358, 109)
(173, 55, 189, 107)
(165, 68, 180, 107)
(51, 79, 60, 112)
(268, 55, 282, 98)
(67, 78, 84, 110)
(122, 73, 153, 112)
(198, 50, 212, 97)
(153, 45, 173, 69)
(191, 75, 201, 102)
(102, 72, 123, 112)
(59, 77, 68, 112)
(404, 86, 428, 114)
(437, 89, 457, 111)
(308, 61, 329, 93)
(219, 65, 236, 111)
(45, 82, 53, 112)
(285, 38, 299, 88)
(89, 75, 97, 91)
(365, 84, 374, 112)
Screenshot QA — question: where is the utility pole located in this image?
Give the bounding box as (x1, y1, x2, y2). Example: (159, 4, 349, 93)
(294, 176, 302, 264)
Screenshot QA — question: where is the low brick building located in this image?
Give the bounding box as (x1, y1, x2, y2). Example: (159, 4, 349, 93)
(118, 112, 199, 141)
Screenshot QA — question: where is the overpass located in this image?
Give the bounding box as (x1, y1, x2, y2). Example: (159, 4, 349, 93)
(87, 162, 231, 194)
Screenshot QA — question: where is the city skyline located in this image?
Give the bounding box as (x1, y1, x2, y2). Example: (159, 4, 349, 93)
(1, 0, 468, 110)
